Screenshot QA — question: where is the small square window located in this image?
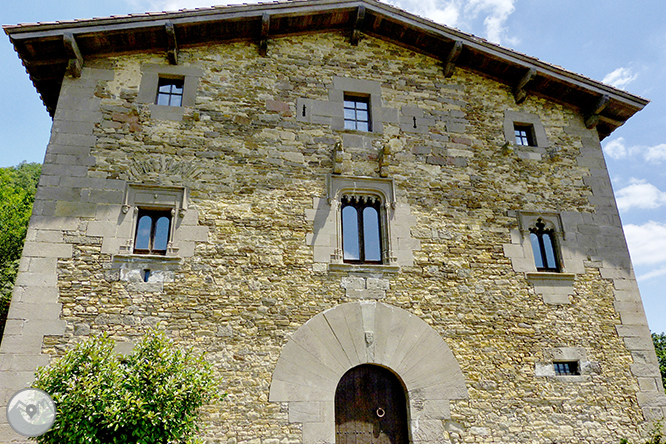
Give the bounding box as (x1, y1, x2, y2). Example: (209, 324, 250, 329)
(134, 209, 172, 255)
(156, 77, 184, 107)
(554, 361, 579, 376)
(344, 95, 371, 132)
(514, 124, 535, 146)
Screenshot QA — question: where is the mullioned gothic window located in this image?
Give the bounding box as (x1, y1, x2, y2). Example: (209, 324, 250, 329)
(529, 218, 560, 272)
(134, 209, 172, 255)
(341, 194, 382, 263)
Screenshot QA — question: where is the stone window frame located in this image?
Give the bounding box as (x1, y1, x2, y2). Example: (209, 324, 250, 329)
(503, 110, 549, 160)
(329, 176, 396, 271)
(535, 347, 599, 382)
(137, 64, 203, 121)
(307, 175, 420, 273)
(503, 210, 586, 305)
(296, 77, 397, 136)
(517, 212, 566, 273)
(119, 184, 188, 257)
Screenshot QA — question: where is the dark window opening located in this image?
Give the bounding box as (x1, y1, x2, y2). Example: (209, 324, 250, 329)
(514, 124, 535, 146)
(344, 95, 371, 132)
(134, 209, 172, 255)
(530, 219, 560, 272)
(156, 77, 184, 107)
(554, 361, 579, 376)
(342, 195, 382, 264)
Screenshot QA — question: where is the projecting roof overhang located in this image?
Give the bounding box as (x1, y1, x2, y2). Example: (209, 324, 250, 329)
(3, 0, 648, 139)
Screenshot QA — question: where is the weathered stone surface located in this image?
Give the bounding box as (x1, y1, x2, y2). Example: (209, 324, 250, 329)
(1, 30, 662, 444)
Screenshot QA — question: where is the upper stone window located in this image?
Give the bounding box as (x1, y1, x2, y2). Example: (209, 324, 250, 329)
(341, 194, 382, 263)
(529, 218, 560, 272)
(503, 111, 549, 159)
(137, 64, 203, 121)
(156, 77, 184, 107)
(514, 124, 535, 146)
(134, 209, 172, 255)
(344, 95, 371, 132)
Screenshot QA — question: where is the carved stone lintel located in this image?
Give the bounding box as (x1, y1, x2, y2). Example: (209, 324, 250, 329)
(333, 141, 344, 174)
(379, 144, 391, 177)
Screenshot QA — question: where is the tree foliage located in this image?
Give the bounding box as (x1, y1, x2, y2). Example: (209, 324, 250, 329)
(0, 162, 41, 339)
(654, 332, 666, 393)
(32, 331, 219, 444)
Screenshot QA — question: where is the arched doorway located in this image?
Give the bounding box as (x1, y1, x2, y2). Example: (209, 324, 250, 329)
(335, 365, 408, 444)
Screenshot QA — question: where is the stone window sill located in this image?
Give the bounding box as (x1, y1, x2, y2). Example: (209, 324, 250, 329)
(113, 254, 182, 264)
(329, 263, 399, 274)
(525, 272, 575, 282)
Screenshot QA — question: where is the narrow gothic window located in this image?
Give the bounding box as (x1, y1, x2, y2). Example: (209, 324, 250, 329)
(134, 210, 172, 255)
(344, 95, 371, 131)
(530, 219, 559, 272)
(342, 195, 382, 263)
(156, 77, 184, 106)
(514, 124, 535, 146)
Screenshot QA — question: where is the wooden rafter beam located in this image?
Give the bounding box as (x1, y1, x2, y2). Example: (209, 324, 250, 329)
(63, 33, 83, 78)
(513, 67, 537, 104)
(165, 21, 178, 65)
(259, 13, 270, 57)
(442, 40, 463, 78)
(350, 6, 366, 46)
(585, 94, 611, 129)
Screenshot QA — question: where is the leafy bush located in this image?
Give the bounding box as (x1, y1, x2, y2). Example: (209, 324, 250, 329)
(32, 331, 219, 443)
(0, 162, 41, 341)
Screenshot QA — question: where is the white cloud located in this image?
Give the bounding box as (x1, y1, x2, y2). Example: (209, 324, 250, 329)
(465, 0, 516, 44)
(603, 138, 666, 165)
(637, 266, 666, 281)
(643, 144, 666, 163)
(615, 179, 666, 211)
(624, 221, 666, 266)
(603, 137, 627, 160)
(602, 67, 638, 90)
(134, 0, 518, 46)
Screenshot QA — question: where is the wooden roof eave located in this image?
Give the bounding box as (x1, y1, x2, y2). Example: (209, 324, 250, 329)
(3, 0, 648, 135)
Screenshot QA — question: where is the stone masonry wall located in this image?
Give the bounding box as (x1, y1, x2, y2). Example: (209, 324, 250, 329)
(2, 31, 665, 443)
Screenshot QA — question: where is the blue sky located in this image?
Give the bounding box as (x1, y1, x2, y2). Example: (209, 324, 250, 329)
(2, 0, 666, 333)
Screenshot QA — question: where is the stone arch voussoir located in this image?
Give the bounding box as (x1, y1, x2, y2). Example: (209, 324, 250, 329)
(269, 301, 468, 444)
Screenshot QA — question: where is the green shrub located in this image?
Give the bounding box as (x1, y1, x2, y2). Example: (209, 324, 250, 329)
(32, 331, 219, 443)
(0, 162, 41, 341)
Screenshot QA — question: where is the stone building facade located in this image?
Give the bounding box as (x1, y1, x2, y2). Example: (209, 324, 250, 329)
(3, 0, 666, 442)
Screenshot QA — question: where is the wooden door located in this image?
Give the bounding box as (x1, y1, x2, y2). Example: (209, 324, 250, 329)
(335, 365, 409, 444)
